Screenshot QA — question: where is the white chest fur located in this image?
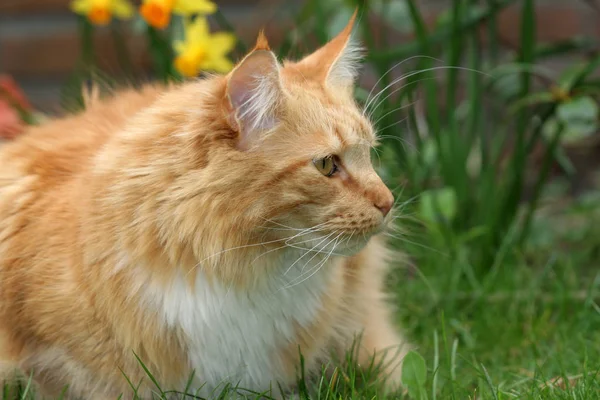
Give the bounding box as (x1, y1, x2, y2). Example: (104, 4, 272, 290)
(149, 252, 337, 395)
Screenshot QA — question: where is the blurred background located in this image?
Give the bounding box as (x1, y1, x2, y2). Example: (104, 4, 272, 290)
(1, 0, 598, 111)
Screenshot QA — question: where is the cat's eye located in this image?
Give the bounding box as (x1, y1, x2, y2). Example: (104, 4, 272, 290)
(313, 156, 338, 177)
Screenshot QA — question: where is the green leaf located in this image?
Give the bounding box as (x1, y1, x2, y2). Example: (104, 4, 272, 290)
(508, 91, 555, 114)
(544, 96, 599, 143)
(370, 0, 413, 34)
(419, 187, 458, 226)
(558, 55, 600, 91)
(558, 63, 587, 92)
(401, 351, 428, 400)
(557, 96, 599, 122)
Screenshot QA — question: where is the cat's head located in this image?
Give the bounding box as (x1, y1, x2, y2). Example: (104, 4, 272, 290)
(96, 12, 395, 268)
(218, 11, 394, 256)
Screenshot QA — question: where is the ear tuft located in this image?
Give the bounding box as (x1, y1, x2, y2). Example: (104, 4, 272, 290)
(225, 50, 282, 151)
(327, 37, 363, 87)
(291, 8, 363, 88)
(254, 29, 271, 51)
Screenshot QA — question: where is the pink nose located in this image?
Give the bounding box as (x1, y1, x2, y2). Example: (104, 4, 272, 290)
(374, 191, 394, 217)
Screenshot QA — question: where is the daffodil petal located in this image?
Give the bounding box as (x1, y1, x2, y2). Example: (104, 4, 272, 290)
(173, 0, 216, 15)
(112, 0, 134, 18)
(70, 0, 90, 14)
(173, 41, 186, 55)
(208, 33, 236, 55)
(185, 17, 210, 41)
(202, 57, 234, 73)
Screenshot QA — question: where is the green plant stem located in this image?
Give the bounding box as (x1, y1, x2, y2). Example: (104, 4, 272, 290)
(79, 16, 95, 69)
(313, 0, 328, 44)
(146, 26, 176, 83)
(277, 0, 318, 58)
(487, 0, 500, 65)
(367, 0, 517, 63)
(487, 0, 536, 261)
(110, 20, 134, 79)
(517, 123, 565, 246)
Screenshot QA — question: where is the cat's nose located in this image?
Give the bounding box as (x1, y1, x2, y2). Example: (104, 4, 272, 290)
(374, 190, 394, 217)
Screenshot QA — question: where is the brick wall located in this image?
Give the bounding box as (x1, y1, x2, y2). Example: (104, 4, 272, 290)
(1, 0, 599, 113)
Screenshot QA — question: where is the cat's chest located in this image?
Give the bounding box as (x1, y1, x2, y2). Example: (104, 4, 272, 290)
(154, 258, 337, 392)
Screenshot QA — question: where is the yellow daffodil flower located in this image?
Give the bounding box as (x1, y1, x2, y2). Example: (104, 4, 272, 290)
(70, 0, 133, 25)
(173, 18, 236, 77)
(140, 0, 216, 30)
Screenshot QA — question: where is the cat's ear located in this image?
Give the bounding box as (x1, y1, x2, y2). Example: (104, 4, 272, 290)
(295, 9, 362, 88)
(225, 31, 283, 151)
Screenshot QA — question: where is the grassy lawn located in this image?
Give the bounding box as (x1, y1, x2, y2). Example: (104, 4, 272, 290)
(390, 196, 600, 399)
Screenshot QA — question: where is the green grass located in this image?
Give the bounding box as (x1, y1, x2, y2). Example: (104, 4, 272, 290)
(390, 203, 600, 400)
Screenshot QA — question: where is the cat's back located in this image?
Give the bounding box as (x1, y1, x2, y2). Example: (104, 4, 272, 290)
(0, 85, 165, 311)
(0, 85, 164, 182)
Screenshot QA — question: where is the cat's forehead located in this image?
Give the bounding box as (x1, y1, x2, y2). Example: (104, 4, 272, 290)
(284, 82, 375, 138)
(313, 100, 376, 148)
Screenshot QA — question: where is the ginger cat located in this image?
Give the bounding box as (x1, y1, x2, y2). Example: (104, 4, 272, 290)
(0, 13, 409, 399)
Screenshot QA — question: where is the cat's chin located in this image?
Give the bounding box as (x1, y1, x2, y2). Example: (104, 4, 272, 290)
(333, 233, 375, 257)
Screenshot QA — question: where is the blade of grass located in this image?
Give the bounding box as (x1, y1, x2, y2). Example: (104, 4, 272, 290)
(18, 372, 33, 400)
(432, 330, 440, 400)
(440, 312, 457, 400)
(133, 352, 166, 397)
(120, 367, 143, 399)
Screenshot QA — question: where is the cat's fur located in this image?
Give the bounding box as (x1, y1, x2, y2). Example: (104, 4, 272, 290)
(0, 14, 409, 399)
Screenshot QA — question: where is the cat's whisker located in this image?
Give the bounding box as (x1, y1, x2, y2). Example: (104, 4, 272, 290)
(256, 225, 300, 232)
(365, 73, 422, 113)
(191, 223, 329, 274)
(375, 132, 415, 152)
(251, 233, 330, 265)
(371, 147, 383, 170)
(375, 118, 409, 137)
(344, 229, 356, 247)
(384, 231, 446, 256)
(259, 217, 323, 231)
(383, 193, 421, 228)
(283, 224, 330, 239)
(280, 232, 343, 291)
(283, 231, 338, 276)
(367, 77, 435, 120)
(365, 66, 489, 114)
(371, 99, 419, 128)
(392, 195, 423, 219)
(362, 55, 442, 113)
(297, 231, 341, 274)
